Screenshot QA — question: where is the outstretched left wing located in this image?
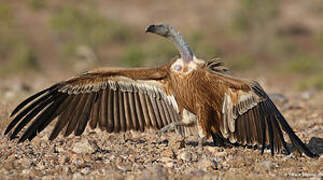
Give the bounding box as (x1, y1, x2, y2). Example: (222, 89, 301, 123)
(219, 80, 317, 157)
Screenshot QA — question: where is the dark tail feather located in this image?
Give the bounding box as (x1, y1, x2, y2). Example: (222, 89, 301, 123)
(268, 100, 318, 158)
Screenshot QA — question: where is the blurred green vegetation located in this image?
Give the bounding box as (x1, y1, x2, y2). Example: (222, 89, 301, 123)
(228, 55, 256, 71)
(0, 0, 322, 91)
(51, 5, 133, 61)
(144, 40, 178, 63)
(27, 0, 48, 11)
(298, 74, 323, 90)
(120, 46, 145, 67)
(189, 31, 221, 60)
(284, 55, 323, 90)
(232, 0, 280, 33)
(0, 2, 39, 75)
(286, 55, 321, 74)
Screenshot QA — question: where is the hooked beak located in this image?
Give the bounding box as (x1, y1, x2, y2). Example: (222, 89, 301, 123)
(145, 23, 194, 63)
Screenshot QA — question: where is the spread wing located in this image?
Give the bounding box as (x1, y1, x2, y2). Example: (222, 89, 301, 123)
(4, 66, 181, 143)
(220, 80, 317, 157)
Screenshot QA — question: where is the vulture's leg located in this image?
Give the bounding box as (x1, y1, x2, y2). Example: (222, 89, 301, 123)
(196, 106, 212, 151)
(158, 121, 192, 135)
(157, 109, 197, 135)
(198, 136, 207, 151)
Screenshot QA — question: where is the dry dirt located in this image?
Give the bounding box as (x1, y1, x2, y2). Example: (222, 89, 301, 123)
(0, 82, 322, 180)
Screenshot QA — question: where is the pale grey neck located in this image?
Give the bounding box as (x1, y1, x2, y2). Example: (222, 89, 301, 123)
(168, 27, 194, 62)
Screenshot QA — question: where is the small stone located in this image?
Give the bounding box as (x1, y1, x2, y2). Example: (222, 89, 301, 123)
(197, 158, 214, 171)
(165, 162, 174, 168)
(137, 166, 168, 180)
(260, 161, 273, 168)
(72, 158, 84, 166)
(81, 167, 90, 175)
(59, 155, 70, 164)
(18, 158, 31, 168)
(190, 169, 207, 176)
(161, 149, 175, 159)
(55, 145, 65, 153)
(215, 152, 227, 162)
(216, 151, 227, 157)
(179, 151, 192, 162)
(268, 93, 289, 105)
(300, 89, 316, 100)
(43, 175, 56, 180)
(62, 166, 72, 174)
(105, 170, 124, 180)
(72, 172, 84, 180)
(22, 169, 32, 175)
(282, 154, 294, 161)
(72, 139, 94, 154)
(205, 146, 217, 152)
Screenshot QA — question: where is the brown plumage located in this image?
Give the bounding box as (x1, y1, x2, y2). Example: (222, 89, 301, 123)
(4, 24, 317, 158)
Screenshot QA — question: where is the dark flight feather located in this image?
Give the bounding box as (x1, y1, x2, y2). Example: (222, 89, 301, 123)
(10, 84, 59, 117)
(19, 93, 67, 142)
(5, 91, 55, 135)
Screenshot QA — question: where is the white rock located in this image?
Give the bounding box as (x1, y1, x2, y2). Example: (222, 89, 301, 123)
(179, 151, 192, 162)
(72, 139, 93, 154)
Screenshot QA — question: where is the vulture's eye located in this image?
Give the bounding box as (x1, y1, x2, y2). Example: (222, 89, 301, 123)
(174, 65, 182, 72)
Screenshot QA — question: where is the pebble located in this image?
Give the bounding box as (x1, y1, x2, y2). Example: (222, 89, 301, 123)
(165, 162, 174, 168)
(159, 157, 173, 163)
(137, 166, 168, 180)
(81, 167, 91, 175)
(18, 158, 31, 168)
(22, 169, 32, 176)
(62, 166, 72, 175)
(300, 89, 316, 100)
(197, 158, 214, 171)
(161, 149, 175, 159)
(260, 161, 273, 168)
(72, 139, 94, 154)
(72, 172, 84, 180)
(179, 151, 192, 162)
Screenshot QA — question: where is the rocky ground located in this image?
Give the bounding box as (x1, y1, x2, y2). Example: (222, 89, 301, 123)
(0, 84, 322, 180)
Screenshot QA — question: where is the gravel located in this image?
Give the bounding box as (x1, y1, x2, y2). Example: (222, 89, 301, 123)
(0, 91, 322, 179)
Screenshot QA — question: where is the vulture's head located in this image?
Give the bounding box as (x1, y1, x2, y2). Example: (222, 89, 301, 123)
(146, 23, 203, 74)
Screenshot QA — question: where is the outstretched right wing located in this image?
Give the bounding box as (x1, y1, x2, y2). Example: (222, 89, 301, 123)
(5, 66, 181, 142)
